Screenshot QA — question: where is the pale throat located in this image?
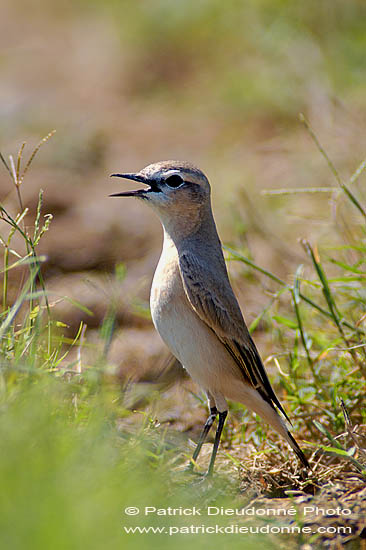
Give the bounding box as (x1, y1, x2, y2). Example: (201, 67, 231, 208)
(158, 208, 203, 242)
(156, 201, 216, 246)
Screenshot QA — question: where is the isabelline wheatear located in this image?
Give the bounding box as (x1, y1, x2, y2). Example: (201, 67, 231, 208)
(110, 161, 309, 475)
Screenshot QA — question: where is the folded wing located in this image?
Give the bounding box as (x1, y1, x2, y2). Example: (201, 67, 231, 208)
(179, 251, 291, 424)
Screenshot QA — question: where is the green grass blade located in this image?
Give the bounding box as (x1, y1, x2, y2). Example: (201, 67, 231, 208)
(300, 114, 366, 219)
(292, 266, 317, 378)
(225, 246, 287, 286)
(226, 245, 364, 335)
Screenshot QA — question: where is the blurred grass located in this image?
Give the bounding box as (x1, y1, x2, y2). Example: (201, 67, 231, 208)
(101, 0, 366, 118)
(2, 0, 366, 144)
(0, 373, 272, 550)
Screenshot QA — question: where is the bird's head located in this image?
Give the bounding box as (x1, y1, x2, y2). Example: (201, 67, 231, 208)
(110, 160, 212, 236)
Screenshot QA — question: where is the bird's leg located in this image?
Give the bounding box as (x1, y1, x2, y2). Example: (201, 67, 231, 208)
(188, 406, 218, 469)
(207, 410, 228, 476)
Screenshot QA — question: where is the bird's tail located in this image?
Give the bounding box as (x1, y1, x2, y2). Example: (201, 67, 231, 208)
(266, 403, 310, 470)
(284, 428, 310, 470)
(235, 383, 310, 469)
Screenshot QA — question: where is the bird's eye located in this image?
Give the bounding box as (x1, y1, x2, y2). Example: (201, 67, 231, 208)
(165, 174, 184, 188)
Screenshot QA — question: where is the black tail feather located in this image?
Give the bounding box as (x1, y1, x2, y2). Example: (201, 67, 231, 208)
(286, 429, 311, 470)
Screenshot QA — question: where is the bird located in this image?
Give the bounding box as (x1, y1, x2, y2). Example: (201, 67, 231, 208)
(110, 160, 310, 475)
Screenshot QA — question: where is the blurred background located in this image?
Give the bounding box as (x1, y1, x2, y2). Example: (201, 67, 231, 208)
(1, 0, 366, 379)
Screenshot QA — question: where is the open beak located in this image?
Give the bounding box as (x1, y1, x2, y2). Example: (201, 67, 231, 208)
(109, 173, 153, 197)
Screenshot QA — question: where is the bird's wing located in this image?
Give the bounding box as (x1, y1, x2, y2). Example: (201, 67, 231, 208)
(179, 251, 290, 423)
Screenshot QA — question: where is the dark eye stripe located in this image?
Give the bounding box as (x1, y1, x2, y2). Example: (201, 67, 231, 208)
(165, 174, 184, 188)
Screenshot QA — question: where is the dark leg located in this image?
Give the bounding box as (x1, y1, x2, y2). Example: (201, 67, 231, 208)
(207, 410, 228, 476)
(188, 406, 218, 469)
